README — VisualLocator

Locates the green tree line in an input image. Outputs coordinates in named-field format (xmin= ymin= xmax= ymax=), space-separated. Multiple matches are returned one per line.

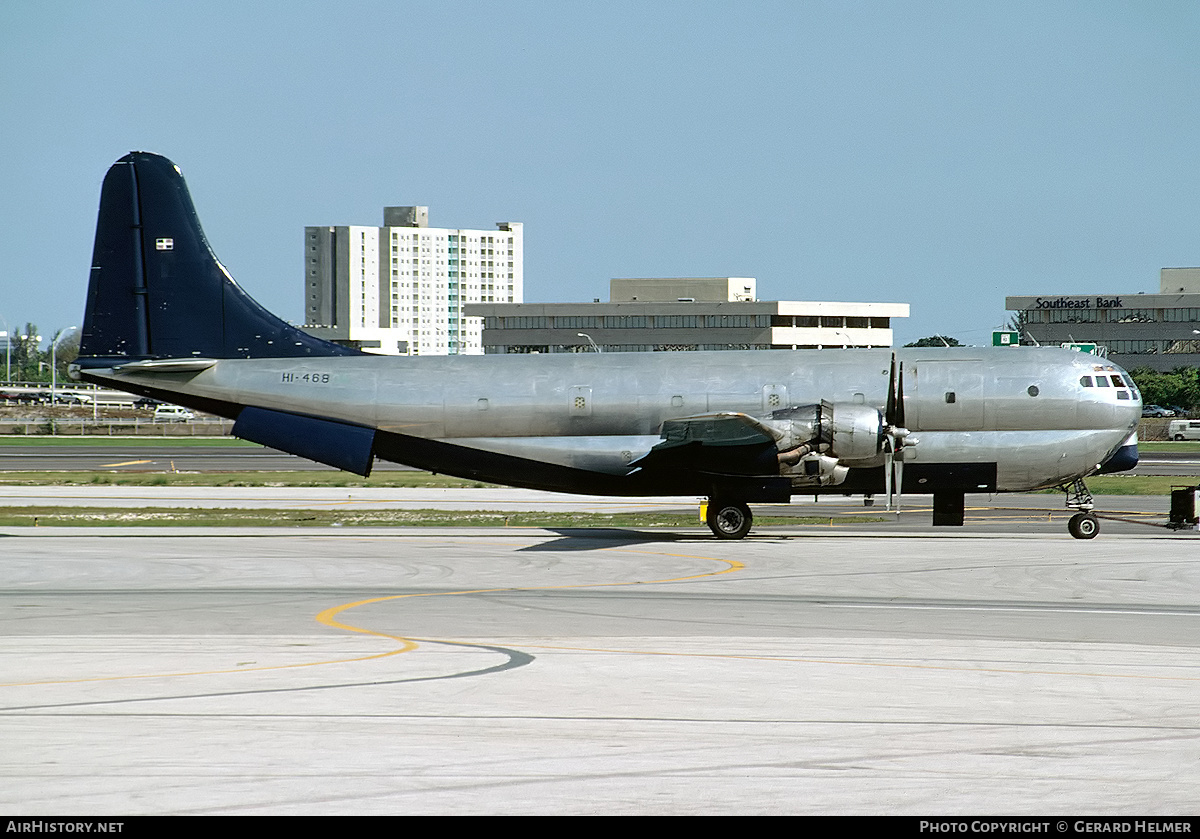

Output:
xmin=2 ymin=324 xmax=79 ymax=384
xmin=1127 ymin=366 xmax=1199 ymax=413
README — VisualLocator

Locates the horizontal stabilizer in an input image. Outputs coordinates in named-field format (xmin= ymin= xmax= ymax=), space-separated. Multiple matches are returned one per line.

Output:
xmin=112 ymin=358 xmax=219 ymax=374
xmin=233 ymin=407 xmax=376 ymax=476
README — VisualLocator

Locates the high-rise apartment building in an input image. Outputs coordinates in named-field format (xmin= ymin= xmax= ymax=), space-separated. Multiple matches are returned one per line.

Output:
xmin=302 ymin=206 xmax=523 ymax=355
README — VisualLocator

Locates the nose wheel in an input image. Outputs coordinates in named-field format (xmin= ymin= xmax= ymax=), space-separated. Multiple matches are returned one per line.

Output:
xmin=706 ymin=499 xmax=753 ymax=539
xmin=1068 ymin=512 xmax=1099 ymax=539
xmin=1061 ymin=479 xmax=1099 ymax=539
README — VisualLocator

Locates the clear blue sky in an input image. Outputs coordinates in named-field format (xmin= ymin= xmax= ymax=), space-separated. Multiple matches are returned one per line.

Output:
xmin=3 ymin=0 xmax=1199 ymax=348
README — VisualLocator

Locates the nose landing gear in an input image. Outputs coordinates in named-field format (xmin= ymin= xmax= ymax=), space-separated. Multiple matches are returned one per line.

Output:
xmin=1062 ymin=479 xmax=1099 ymax=539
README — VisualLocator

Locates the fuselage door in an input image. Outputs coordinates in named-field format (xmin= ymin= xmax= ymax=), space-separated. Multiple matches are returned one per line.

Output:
xmin=910 ymin=360 xmax=985 ymax=430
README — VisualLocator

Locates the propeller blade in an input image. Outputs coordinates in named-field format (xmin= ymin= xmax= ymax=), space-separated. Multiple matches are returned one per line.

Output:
xmin=882 ymin=354 xmax=907 ymax=513
xmin=883 ymin=435 xmax=894 ymax=511
xmin=885 ymin=354 xmax=897 ymax=427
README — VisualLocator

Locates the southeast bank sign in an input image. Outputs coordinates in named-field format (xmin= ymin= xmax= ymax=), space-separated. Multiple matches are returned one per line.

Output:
xmin=1034 ymin=296 xmax=1124 ymax=309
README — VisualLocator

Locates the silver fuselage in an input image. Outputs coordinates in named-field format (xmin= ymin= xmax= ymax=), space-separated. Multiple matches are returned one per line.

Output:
xmin=87 ymin=346 xmax=1141 ymax=493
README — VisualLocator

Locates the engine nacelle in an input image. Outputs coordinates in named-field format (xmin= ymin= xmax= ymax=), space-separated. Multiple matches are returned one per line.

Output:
xmin=767 ymin=401 xmax=884 ymax=464
xmin=827 ymin=403 xmax=885 ymax=462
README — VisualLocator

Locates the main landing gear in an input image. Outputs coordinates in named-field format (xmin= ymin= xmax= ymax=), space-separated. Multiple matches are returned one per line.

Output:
xmin=705 ymin=499 xmax=753 ymax=539
xmin=703 ymin=481 xmax=1107 ymax=540
xmin=1062 ymin=478 xmax=1099 ymax=540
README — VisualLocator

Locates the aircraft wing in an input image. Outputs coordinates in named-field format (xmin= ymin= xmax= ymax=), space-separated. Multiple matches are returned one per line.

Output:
xmin=629 ymin=413 xmax=792 ymax=502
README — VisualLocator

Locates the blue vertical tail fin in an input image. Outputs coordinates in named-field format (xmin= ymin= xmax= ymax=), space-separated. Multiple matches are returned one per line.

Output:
xmin=79 ymin=152 xmax=358 ymax=365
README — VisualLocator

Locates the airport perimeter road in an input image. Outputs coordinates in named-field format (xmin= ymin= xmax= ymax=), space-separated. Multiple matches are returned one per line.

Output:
xmin=2 ymin=525 xmax=1200 ymax=815
xmin=1131 ymin=450 xmax=1200 ymax=476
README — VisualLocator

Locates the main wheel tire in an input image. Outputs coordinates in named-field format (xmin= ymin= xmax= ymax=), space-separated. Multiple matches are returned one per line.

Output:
xmin=1068 ymin=512 xmax=1099 ymax=540
xmin=707 ymin=500 xmax=753 ymax=539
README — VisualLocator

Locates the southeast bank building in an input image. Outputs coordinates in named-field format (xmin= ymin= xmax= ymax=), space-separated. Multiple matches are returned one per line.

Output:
xmin=1006 ymin=268 xmax=1200 ymax=372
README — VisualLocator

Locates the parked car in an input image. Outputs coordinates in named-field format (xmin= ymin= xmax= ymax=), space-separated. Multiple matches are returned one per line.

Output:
xmin=1 ymin=390 xmax=47 ymax=405
xmin=153 ymin=404 xmax=194 ymax=422
xmin=1142 ymin=405 xmax=1174 ymax=418
xmin=133 ymin=397 xmax=161 ymax=409
xmin=1168 ymin=420 xmax=1200 ymax=441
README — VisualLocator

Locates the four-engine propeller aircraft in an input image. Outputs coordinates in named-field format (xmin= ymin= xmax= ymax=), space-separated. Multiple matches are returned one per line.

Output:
xmin=72 ymin=152 xmax=1142 ymax=538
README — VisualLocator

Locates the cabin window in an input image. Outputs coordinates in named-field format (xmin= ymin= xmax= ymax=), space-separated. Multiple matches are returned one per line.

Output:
xmin=1027 ymin=386 xmax=1040 ymax=397
xmin=944 ymin=392 xmax=956 ymax=404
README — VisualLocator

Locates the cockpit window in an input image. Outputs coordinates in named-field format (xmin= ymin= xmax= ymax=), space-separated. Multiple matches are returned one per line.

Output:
xmin=1080 ymin=376 xmax=1093 ymax=387
xmin=1110 ymin=375 xmax=1125 ymax=388
xmin=1095 ymin=376 xmax=1110 ymax=387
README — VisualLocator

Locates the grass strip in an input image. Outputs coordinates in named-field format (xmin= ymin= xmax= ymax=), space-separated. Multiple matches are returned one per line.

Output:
xmin=1063 ymin=475 xmax=1199 ymax=495
xmin=0 ymin=471 xmax=493 ymax=488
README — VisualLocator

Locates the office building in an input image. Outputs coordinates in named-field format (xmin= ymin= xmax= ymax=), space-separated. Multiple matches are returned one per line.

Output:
xmin=469 ymin=278 xmax=908 ymax=353
xmin=1006 ymin=268 xmax=1200 ymax=371
xmin=302 ymin=206 xmax=523 ymax=355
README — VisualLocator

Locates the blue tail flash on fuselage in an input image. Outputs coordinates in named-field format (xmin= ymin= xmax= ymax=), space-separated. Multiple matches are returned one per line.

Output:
xmin=79 ymin=152 xmax=358 ymax=366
